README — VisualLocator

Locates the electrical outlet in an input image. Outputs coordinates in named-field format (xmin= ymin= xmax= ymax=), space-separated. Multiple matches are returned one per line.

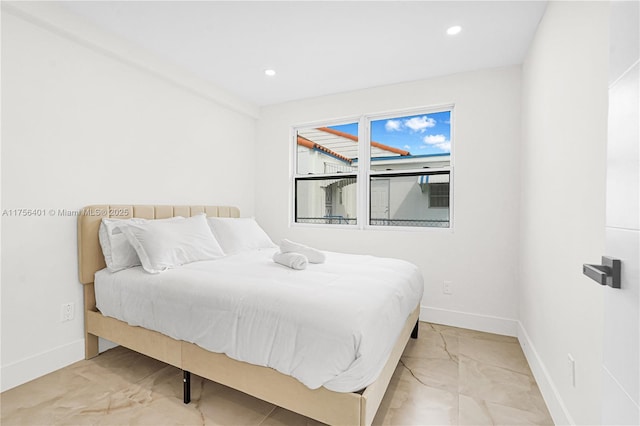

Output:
xmin=443 ymin=281 xmax=452 ymax=295
xmin=61 ymin=302 xmax=75 ymax=322
xmin=567 ymin=353 xmax=575 ymax=387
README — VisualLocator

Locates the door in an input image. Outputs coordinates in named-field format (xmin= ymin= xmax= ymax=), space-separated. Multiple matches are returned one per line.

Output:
xmin=370 ymin=178 xmax=390 ymax=223
xmin=601 ymin=2 xmax=639 ymax=424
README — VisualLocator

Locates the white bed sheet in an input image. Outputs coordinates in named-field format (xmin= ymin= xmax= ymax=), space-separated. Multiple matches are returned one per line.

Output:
xmin=94 ymin=248 xmax=423 ymax=392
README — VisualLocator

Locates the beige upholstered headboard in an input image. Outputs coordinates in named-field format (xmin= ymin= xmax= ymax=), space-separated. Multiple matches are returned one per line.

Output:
xmin=77 ymin=205 xmax=240 ymax=284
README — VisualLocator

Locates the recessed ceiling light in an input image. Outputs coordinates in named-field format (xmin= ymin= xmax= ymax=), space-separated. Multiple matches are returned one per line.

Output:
xmin=446 ymin=25 xmax=462 ymax=36
xmin=264 ymin=69 xmax=276 ymax=77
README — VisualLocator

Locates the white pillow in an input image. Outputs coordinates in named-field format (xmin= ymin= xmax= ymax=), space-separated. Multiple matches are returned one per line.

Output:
xmin=207 ymin=217 xmax=276 ymax=254
xmin=99 ymin=216 xmax=185 ymax=272
xmin=99 ymin=218 xmax=144 ymax=272
xmin=122 ymin=214 xmax=225 ymax=274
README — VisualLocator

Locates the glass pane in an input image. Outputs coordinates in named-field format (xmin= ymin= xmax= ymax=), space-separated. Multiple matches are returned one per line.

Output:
xmin=296 ymin=123 xmax=359 ymax=175
xmin=295 ymin=177 xmax=357 ymax=225
xmin=370 ymin=173 xmax=449 ymax=227
xmin=370 ymin=111 xmax=451 ymax=171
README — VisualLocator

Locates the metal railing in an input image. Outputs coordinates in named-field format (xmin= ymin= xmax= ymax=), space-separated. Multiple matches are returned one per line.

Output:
xmin=297 ymin=216 xmax=356 ymax=225
xmin=296 ymin=217 xmax=449 ymax=227
xmin=370 ymin=218 xmax=449 ymax=227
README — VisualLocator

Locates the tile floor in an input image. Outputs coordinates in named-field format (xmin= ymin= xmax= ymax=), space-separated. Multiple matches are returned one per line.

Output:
xmin=1 ymin=322 xmax=553 ymax=425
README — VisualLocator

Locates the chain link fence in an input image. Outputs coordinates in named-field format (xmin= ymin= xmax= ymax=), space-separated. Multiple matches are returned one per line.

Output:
xmin=296 ymin=217 xmax=449 ymax=227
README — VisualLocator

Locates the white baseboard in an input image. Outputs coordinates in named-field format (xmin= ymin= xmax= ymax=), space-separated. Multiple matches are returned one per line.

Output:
xmin=421 ymin=305 xmax=518 ymax=336
xmin=1 ymin=339 xmax=85 ymax=392
xmin=517 ymin=321 xmax=574 ymax=425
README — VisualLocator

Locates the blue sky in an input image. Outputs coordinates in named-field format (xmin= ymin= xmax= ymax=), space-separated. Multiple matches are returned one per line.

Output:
xmin=330 ymin=111 xmax=451 ymax=156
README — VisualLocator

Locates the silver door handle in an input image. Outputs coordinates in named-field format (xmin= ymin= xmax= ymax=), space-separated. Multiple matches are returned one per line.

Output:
xmin=583 ymin=256 xmax=621 ymax=288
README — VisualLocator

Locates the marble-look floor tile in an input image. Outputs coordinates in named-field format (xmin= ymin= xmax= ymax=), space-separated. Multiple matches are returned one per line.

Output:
xmin=458 ymin=334 xmax=531 ymax=375
xmin=404 ymin=323 xmax=459 ymax=361
xmin=196 ymin=379 xmax=276 ymax=425
xmin=399 ymin=357 xmax=459 ymax=393
xmin=1 ymin=322 xmax=552 ymax=426
xmin=458 ymin=357 xmax=551 ymax=420
xmin=459 ymin=393 xmax=494 ymax=425
xmin=459 ymin=394 xmax=554 ymax=426
xmin=76 ymin=346 xmax=170 ymax=393
xmin=432 ymin=324 xmax=519 ymax=344
xmin=487 ymin=399 xmax=554 ymax=425
xmin=0 ymin=366 xmax=115 ymax=425
xmin=56 ymin=388 xmax=205 ymax=426
xmin=373 ymin=364 xmax=459 ymax=425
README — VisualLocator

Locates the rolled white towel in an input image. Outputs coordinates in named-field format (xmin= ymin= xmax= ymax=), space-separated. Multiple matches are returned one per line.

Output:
xmin=280 ymin=239 xmax=326 ymax=264
xmin=273 ymin=251 xmax=308 ymax=270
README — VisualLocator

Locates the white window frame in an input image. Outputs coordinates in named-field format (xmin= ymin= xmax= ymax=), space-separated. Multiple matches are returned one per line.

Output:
xmin=290 ymin=105 xmax=455 ymax=231
xmin=290 ymin=116 xmax=362 ymax=229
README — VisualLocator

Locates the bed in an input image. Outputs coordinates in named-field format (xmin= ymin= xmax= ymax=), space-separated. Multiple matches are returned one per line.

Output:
xmin=77 ymin=205 xmax=423 ymax=426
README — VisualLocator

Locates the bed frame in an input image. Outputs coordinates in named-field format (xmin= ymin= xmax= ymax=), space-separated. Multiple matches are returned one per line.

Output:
xmin=77 ymin=205 xmax=419 ymax=426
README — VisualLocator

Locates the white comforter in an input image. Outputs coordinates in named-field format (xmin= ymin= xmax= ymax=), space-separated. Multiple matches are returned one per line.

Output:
xmin=95 ymin=248 xmax=423 ymax=392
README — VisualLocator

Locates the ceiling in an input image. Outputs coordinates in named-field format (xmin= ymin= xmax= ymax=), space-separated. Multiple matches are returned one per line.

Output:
xmin=60 ymin=1 xmax=547 ymax=106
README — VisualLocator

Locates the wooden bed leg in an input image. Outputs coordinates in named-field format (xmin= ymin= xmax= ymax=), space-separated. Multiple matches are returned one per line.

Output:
xmin=411 ymin=320 xmax=419 ymax=339
xmin=83 ymin=285 xmax=100 ymax=359
xmin=85 ymin=332 xmax=99 ymax=359
xmin=183 ymin=371 xmax=191 ymax=404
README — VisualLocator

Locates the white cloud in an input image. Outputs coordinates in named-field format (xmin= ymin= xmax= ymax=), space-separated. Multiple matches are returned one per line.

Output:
xmin=403 ymin=144 xmax=411 ymax=151
xmin=423 ymin=134 xmax=450 ymax=152
xmin=385 ymin=119 xmax=402 ymax=132
xmin=423 ymin=134 xmax=446 ymax=144
xmin=404 ymin=116 xmax=436 ymax=132
xmin=436 ymin=141 xmax=451 ymax=151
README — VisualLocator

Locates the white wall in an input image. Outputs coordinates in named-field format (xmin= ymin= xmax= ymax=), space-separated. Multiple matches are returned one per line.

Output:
xmin=518 ymin=2 xmax=609 ymax=425
xmin=1 ymin=6 xmax=257 ymax=391
xmin=256 ymin=66 xmax=523 ymax=336
xmin=0 ymin=7 xmax=618 ymax=423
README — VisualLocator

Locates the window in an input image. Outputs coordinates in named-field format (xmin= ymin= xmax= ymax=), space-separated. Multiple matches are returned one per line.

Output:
xmin=429 ymin=183 xmax=450 ymax=208
xmin=294 ymin=123 xmax=359 ymax=225
xmin=292 ymin=107 xmax=452 ymax=229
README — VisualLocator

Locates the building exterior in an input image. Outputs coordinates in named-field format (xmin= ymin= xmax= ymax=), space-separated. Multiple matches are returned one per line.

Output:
xmin=296 ymin=127 xmax=451 ymax=227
